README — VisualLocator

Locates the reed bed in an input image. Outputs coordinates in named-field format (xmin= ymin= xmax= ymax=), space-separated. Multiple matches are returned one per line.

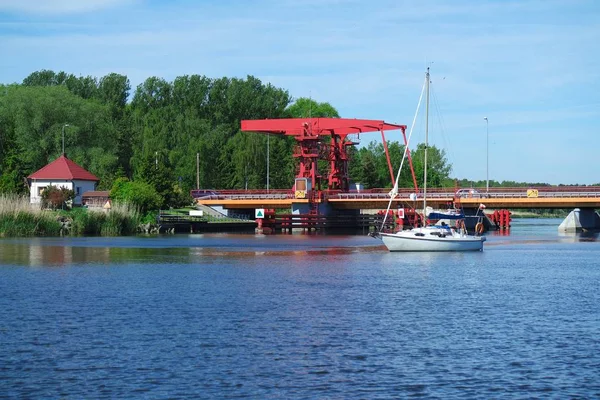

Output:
xmin=0 ymin=195 xmax=140 ymax=237
xmin=66 ymin=202 xmax=140 ymax=236
xmin=0 ymin=194 xmax=61 ymax=237
xmin=100 ymin=202 xmax=140 ymax=236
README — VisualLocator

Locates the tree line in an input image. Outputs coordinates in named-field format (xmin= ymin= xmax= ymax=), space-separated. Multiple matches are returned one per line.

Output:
xmin=1 ymin=69 xmax=575 ymax=212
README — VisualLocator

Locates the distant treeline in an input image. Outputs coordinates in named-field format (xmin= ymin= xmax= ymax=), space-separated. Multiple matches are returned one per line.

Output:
xmin=0 ymin=70 xmax=588 ymax=210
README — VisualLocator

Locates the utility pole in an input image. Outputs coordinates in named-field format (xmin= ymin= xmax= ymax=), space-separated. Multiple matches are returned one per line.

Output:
xmin=196 ymin=152 xmax=200 ymax=189
xmin=484 ymin=117 xmax=489 ymax=194
xmin=62 ymin=124 xmax=70 ymax=155
xmin=266 ymin=133 xmax=270 ymax=192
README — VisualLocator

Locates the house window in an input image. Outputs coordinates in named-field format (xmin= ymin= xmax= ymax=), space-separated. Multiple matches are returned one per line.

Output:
xmin=76 ymin=187 xmax=81 ymax=195
xmin=38 ymin=186 xmax=46 ymax=196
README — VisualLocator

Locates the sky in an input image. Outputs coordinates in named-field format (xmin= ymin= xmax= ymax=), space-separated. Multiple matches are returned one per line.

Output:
xmin=0 ymin=0 xmax=599 ymax=185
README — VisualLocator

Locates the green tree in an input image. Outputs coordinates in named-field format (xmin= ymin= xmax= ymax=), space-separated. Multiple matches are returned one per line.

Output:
xmin=410 ymin=143 xmax=452 ymax=188
xmin=134 ymin=152 xmax=174 ymax=206
xmin=285 ymin=97 xmax=340 ymax=118
xmin=357 ymin=148 xmax=380 ymax=189
xmin=110 ymin=178 xmax=162 ymax=214
xmin=0 ymin=84 xmax=115 ymax=191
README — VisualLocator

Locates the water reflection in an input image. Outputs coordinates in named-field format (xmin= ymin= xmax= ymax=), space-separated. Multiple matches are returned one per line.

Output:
xmin=1 ymin=244 xmax=113 ymax=266
xmin=558 ymin=230 xmax=600 ymax=241
xmin=0 ymin=239 xmax=384 ymax=267
xmin=1 ymin=220 xmax=599 ymax=267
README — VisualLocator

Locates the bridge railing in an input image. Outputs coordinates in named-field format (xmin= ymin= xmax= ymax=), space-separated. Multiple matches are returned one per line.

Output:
xmin=192 ymin=189 xmax=294 ymax=200
xmin=192 ymin=186 xmax=600 ymax=201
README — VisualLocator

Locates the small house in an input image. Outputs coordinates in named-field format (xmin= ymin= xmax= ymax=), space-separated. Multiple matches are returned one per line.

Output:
xmin=81 ymin=190 xmax=111 ymax=210
xmin=28 ymin=155 xmax=99 ymax=206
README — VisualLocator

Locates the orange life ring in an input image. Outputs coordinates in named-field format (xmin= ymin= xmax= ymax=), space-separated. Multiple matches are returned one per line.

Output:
xmin=475 ymin=222 xmax=484 ymax=235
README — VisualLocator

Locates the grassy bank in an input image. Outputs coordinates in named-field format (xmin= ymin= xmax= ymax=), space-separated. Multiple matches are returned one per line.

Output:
xmin=0 ymin=195 xmax=140 ymax=237
xmin=64 ymin=202 xmax=140 ymax=236
xmin=0 ymin=194 xmax=61 ymax=237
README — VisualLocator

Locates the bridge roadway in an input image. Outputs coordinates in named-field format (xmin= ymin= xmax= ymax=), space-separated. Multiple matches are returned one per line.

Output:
xmin=194 ymin=187 xmax=600 ymax=210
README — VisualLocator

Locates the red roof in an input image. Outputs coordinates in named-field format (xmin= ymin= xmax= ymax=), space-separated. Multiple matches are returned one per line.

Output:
xmin=28 ymin=155 xmax=99 ymax=181
xmin=82 ymin=191 xmax=110 ymax=198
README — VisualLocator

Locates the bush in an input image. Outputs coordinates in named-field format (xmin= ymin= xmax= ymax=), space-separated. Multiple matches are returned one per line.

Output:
xmin=141 ymin=211 xmax=158 ymax=224
xmin=40 ymin=185 xmax=74 ymax=210
xmin=110 ymin=178 xmax=162 ymax=214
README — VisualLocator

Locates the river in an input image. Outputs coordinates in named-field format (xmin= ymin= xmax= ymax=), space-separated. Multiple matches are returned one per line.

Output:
xmin=1 ymin=219 xmax=599 ymax=398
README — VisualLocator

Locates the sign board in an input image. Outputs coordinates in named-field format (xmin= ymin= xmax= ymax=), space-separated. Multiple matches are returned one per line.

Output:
xmin=295 ymin=190 xmax=306 ymax=199
xmin=189 ymin=210 xmax=204 ymax=216
xmin=397 ymin=208 xmax=405 ymax=219
xmin=527 ymin=189 xmax=539 ymax=198
xmin=255 ymin=208 xmax=265 ymax=218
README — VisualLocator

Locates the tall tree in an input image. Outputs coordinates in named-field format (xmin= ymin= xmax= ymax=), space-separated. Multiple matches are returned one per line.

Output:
xmin=285 ymin=97 xmax=340 ymax=118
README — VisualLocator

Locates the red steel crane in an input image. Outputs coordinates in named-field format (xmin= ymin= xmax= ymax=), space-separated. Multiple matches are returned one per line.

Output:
xmin=241 ymin=118 xmax=407 ymax=192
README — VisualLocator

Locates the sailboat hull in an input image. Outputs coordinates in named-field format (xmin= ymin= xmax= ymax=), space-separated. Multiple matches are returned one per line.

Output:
xmin=380 ymin=230 xmax=485 ymax=252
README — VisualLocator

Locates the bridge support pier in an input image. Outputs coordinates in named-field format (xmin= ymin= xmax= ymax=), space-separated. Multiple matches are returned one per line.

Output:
xmin=558 ymin=208 xmax=600 ymax=232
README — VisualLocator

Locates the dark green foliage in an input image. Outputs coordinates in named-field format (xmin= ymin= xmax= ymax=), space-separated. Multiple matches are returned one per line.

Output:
xmin=141 ymin=211 xmax=159 ymax=225
xmin=0 ymin=84 xmax=118 ymax=189
xmin=66 ymin=206 xmax=139 ymax=236
xmin=101 ymin=208 xmax=138 ymax=236
xmin=0 ymin=211 xmax=61 ymax=237
xmin=348 ymin=140 xmax=453 ymax=190
xmin=110 ymin=178 xmax=162 ymax=214
xmin=68 ymin=208 xmax=104 ymax=235
xmin=285 ymin=97 xmax=340 ymax=118
xmin=56 ymin=203 xmax=139 ymax=236
xmin=1 ymin=68 xmax=472 ymax=215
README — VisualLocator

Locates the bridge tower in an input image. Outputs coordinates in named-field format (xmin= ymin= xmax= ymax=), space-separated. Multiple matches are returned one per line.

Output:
xmin=241 ymin=118 xmax=407 ymax=193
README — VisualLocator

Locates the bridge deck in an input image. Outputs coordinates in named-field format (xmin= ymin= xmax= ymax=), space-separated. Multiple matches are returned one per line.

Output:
xmin=195 ymin=187 xmax=600 ymax=210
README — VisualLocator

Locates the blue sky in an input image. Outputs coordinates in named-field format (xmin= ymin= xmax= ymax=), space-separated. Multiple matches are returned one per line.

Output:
xmin=1 ymin=0 xmax=599 ymax=184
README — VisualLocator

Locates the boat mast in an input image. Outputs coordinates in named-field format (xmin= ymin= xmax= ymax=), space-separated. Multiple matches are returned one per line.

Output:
xmin=423 ymin=67 xmax=430 ymax=221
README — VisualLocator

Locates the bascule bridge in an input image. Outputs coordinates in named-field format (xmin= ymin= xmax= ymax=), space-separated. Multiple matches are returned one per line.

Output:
xmin=240 ymin=117 xmax=408 ymax=215
xmin=188 ymin=118 xmax=600 ymax=234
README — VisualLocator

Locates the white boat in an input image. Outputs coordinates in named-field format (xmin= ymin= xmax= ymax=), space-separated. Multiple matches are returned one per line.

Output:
xmin=376 ymin=68 xmax=485 ymax=252
xmin=380 ymin=225 xmax=485 ymax=252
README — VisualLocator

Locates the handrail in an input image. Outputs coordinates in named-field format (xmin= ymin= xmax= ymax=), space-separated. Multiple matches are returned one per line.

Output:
xmin=192 ymin=186 xmax=600 ymax=201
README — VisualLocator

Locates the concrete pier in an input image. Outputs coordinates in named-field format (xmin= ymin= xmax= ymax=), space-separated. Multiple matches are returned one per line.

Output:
xmin=558 ymin=208 xmax=600 ymax=232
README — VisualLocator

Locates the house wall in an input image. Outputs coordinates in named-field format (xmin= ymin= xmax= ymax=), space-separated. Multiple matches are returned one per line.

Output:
xmin=72 ymin=180 xmax=96 ymax=205
xmin=30 ymin=180 xmax=96 ymax=205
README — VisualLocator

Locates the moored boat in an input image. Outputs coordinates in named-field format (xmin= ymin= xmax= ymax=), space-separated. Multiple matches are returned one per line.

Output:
xmin=375 ymin=67 xmax=486 ymax=252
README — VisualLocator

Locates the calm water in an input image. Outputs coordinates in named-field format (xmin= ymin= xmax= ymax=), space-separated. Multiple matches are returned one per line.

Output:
xmin=1 ymin=219 xmax=599 ymax=399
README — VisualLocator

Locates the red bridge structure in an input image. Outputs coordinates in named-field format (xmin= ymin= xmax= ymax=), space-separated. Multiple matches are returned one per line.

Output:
xmin=187 ymin=118 xmax=600 ymax=235
xmin=241 ymin=118 xmax=409 ymax=192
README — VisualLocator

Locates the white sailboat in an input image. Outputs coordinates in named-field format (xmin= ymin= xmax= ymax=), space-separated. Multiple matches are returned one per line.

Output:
xmin=377 ymin=68 xmax=486 ymax=252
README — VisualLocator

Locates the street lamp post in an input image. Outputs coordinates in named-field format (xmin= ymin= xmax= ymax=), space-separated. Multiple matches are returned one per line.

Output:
xmin=484 ymin=117 xmax=489 ymax=194
xmin=266 ymin=133 xmax=270 ymax=192
xmin=62 ymin=124 xmax=70 ymax=155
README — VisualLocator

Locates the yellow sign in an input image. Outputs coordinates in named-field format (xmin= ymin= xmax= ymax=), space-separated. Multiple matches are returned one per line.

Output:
xmin=295 ymin=190 xmax=306 ymax=199
xmin=527 ymin=189 xmax=539 ymax=198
